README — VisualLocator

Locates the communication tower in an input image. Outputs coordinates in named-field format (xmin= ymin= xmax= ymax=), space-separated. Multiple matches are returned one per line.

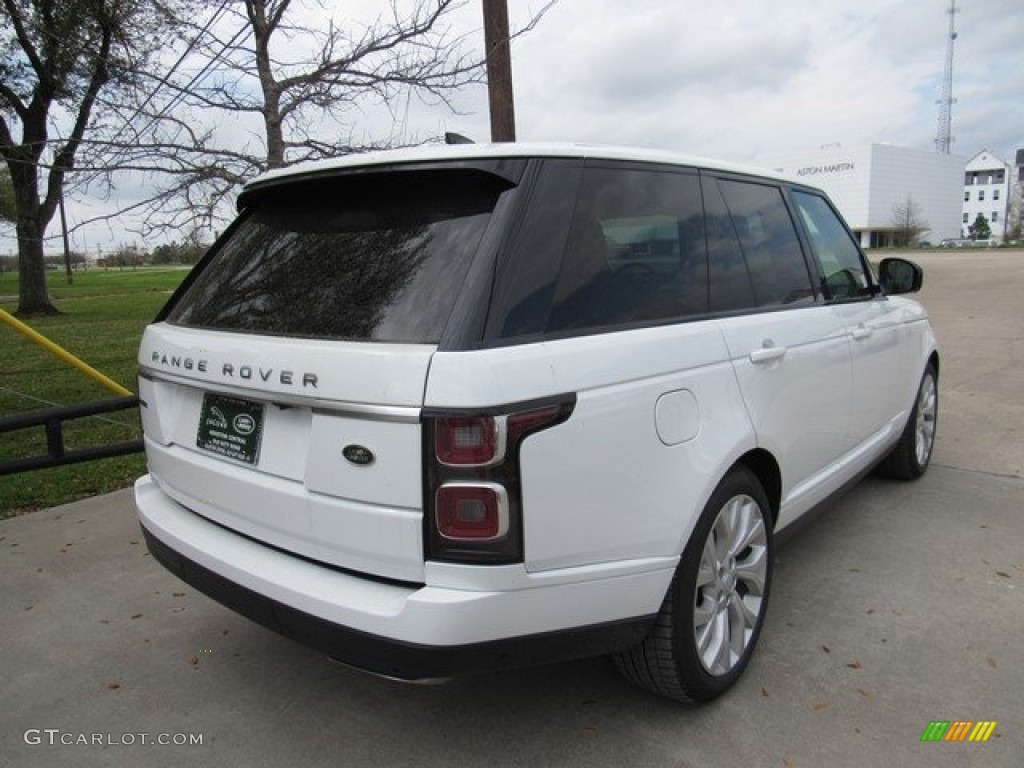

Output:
xmin=935 ymin=0 xmax=958 ymax=154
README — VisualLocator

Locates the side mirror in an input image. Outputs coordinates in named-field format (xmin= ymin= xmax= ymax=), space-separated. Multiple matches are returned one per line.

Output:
xmin=878 ymin=257 xmax=923 ymax=295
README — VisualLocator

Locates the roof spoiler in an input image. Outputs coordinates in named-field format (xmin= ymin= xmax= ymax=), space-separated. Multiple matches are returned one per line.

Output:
xmin=444 ymin=132 xmax=475 ymax=145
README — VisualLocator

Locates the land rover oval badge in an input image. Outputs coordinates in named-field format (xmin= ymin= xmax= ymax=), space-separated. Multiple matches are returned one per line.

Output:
xmin=343 ymin=444 xmax=375 ymax=466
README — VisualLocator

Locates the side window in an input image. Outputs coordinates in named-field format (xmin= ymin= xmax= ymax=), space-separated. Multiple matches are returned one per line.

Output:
xmin=716 ymin=179 xmax=816 ymax=307
xmin=545 ymin=167 xmax=707 ymax=334
xmin=790 ymin=190 xmax=872 ymax=301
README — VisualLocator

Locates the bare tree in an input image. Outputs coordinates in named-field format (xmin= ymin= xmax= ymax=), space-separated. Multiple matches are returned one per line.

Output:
xmin=77 ymin=0 xmax=554 ymax=237
xmin=0 ymin=0 xmax=173 ymax=314
xmin=1005 ymin=183 xmax=1023 ymax=243
xmin=890 ymin=194 xmax=930 ymax=248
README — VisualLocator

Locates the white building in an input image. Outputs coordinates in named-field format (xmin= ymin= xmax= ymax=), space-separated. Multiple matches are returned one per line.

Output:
xmin=760 ymin=144 xmax=964 ymax=248
xmin=962 ymin=150 xmax=1012 ymax=240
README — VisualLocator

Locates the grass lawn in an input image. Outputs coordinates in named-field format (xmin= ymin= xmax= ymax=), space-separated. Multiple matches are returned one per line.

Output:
xmin=0 ymin=266 xmax=189 ymax=517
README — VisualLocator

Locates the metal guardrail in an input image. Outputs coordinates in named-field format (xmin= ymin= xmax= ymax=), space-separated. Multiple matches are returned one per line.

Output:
xmin=0 ymin=309 xmax=134 ymax=397
xmin=0 ymin=396 xmax=143 ymax=476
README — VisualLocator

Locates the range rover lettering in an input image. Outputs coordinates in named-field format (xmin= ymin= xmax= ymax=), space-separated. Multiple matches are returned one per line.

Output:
xmin=135 ymin=144 xmax=939 ymax=702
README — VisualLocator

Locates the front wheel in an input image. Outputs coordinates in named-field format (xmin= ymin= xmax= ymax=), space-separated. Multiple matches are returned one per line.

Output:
xmin=878 ymin=363 xmax=938 ymax=480
xmin=614 ymin=466 xmax=773 ymax=703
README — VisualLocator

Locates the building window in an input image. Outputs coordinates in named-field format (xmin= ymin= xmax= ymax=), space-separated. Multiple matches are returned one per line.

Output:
xmin=965 ymin=191 xmax=970 ymax=201
xmin=994 ymin=189 xmax=1000 ymax=200
xmin=963 ymin=213 xmax=969 ymax=223
xmin=992 ymin=211 xmax=998 ymax=223
xmin=979 ymin=190 xmax=985 ymax=201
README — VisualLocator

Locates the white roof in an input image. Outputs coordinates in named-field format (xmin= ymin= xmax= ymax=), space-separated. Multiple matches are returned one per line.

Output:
xmin=246 ymin=142 xmax=798 ymax=189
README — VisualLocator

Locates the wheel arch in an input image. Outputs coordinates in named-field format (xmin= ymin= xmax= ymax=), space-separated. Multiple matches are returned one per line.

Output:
xmin=734 ymin=449 xmax=782 ymax=529
xmin=616 ymin=450 xmax=778 ymax=703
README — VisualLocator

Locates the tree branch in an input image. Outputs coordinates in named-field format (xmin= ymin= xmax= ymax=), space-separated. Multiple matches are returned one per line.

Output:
xmin=1 ymin=0 xmax=53 ymax=90
xmin=0 ymin=114 xmax=16 ymax=155
xmin=40 ymin=10 xmax=113 ymax=228
xmin=0 ymin=80 xmax=30 ymax=122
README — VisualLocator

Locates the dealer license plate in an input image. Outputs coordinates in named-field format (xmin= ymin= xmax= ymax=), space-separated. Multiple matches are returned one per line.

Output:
xmin=196 ymin=393 xmax=264 ymax=465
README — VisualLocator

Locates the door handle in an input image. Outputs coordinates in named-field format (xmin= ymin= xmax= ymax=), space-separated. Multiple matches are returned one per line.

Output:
xmin=749 ymin=344 xmax=787 ymax=364
xmin=851 ymin=324 xmax=872 ymax=341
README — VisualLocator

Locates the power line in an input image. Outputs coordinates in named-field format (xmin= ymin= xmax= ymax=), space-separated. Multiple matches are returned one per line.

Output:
xmin=34 ymin=2 xmax=233 ymax=202
xmin=104 ymin=1 xmax=232 ymax=147
xmin=147 ymin=20 xmax=252 ymax=131
xmin=101 ymin=9 xmax=253 ymax=159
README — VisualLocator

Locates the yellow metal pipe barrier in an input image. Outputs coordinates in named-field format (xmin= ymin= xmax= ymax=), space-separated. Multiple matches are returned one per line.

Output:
xmin=0 ymin=308 xmax=134 ymax=397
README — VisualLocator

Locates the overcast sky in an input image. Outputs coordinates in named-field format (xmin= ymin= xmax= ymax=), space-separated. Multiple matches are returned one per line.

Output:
xmin=11 ymin=0 xmax=1024 ymax=255
xmin=495 ymin=0 xmax=1023 ymax=161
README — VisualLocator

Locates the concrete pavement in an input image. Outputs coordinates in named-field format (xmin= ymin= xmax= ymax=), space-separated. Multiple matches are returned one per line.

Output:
xmin=2 ymin=250 xmax=1022 ymax=767
xmin=916 ymin=249 xmax=1024 ymax=478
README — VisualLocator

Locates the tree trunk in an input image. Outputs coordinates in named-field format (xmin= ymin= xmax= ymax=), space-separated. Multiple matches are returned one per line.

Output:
xmin=15 ymin=212 xmax=57 ymax=315
xmin=246 ymin=0 xmax=286 ymax=169
xmin=12 ymin=162 xmax=57 ymax=315
xmin=263 ymin=90 xmax=286 ymax=169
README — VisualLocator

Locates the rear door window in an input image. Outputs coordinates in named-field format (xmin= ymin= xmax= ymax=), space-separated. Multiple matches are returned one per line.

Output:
xmin=713 ymin=178 xmax=816 ymax=309
xmin=703 ymin=177 xmax=757 ymax=312
xmin=165 ymin=170 xmax=507 ymax=343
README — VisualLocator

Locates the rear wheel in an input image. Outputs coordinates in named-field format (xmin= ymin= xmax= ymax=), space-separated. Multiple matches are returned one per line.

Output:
xmin=615 ymin=466 xmax=772 ymax=703
xmin=878 ymin=363 xmax=938 ymax=480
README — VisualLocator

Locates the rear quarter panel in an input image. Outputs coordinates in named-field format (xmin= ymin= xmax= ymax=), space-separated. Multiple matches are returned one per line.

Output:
xmin=424 ymin=321 xmax=758 ymax=573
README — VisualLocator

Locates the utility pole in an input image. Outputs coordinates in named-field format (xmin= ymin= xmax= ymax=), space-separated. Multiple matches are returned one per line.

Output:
xmin=482 ymin=0 xmax=516 ymax=142
xmin=58 ymin=191 xmax=73 ymax=284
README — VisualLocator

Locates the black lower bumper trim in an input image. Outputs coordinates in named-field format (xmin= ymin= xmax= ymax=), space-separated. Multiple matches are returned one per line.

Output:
xmin=141 ymin=524 xmax=655 ymax=680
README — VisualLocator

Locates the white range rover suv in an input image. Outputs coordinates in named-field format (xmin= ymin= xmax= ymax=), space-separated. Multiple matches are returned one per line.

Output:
xmin=135 ymin=143 xmax=939 ymax=703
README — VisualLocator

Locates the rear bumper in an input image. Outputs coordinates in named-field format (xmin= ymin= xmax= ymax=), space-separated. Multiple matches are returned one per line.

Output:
xmin=135 ymin=475 xmax=668 ymax=680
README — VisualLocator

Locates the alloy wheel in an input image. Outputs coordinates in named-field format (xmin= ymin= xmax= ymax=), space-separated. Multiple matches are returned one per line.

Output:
xmin=693 ymin=493 xmax=769 ymax=676
xmin=915 ymin=373 xmax=937 ymax=467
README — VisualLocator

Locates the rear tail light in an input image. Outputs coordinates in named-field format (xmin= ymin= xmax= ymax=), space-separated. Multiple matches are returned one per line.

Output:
xmin=436 ymin=483 xmax=509 ymax=540
xmin=423 ymin=395 xmax=575 ymax=564
xmin=434 ymin=416 xmax=503 ymax=466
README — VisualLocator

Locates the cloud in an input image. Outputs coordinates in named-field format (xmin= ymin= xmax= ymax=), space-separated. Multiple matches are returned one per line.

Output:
xmin=500 ymin=0 xmax=1022 ymax=163
xmin=5 ymin=0 xmax=1022 ymax=254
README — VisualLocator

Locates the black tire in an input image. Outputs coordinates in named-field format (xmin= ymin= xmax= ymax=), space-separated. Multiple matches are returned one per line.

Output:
xmin=878 ymin=363 xmax=938 ymax=481
xmin=614 ymin=466 xmax=773 ymax=703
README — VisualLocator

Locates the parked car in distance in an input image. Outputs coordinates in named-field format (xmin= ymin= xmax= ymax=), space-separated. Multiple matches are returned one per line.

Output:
xmin=941 ymin=237 xmax=996 ymax=248
xmin=135 ymin=143 xmax=939 ymax=703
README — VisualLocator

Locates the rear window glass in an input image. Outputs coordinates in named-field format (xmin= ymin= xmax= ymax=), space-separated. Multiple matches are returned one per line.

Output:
xmin=165 ymin=171 xmax=504 ymax=343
